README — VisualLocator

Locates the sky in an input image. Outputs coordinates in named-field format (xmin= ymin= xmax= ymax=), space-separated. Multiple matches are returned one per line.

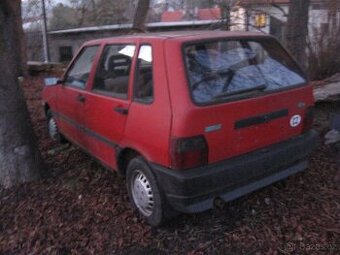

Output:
xmin=22 ymin=0 xmax=68 ymax=2
xmin=22 ymin=0 xmax=70 ymax=5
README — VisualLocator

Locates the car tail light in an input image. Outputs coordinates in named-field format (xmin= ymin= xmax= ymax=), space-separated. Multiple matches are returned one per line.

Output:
xmin=302 ymin=106 xmax=314 ymax=133
xmin=170 ymin=135 xmax=208 ymax=170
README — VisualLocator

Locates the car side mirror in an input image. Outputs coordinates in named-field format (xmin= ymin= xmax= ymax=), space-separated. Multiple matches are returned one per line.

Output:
xmin=44 ymin=77 xmax=65 ymax=86
xmin=56 ymin=78 xmax=65 ymax=85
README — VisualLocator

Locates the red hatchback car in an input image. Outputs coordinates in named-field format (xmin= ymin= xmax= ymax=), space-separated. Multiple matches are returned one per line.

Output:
xmin=42 ymin=31 xmax=318 ymax=226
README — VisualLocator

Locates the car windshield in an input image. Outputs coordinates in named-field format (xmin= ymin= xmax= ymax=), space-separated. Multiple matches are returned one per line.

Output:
xmin=184 ymin=38 xmax=307 ymax=104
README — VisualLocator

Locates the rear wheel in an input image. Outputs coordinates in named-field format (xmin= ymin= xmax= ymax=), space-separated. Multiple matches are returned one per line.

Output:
xmin=126 ymin=156 xmax=176 ymax=226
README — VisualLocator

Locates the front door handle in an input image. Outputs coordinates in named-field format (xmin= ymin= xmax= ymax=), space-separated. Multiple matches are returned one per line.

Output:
xmin=114 ymin=106 xmax=128 ymax=115
xmin=76 ymin=94 xmax=86 ymax=103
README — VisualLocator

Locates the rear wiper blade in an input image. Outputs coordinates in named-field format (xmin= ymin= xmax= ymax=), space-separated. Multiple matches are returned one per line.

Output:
xmin=214 ymin=84 xmax=267 ymax=99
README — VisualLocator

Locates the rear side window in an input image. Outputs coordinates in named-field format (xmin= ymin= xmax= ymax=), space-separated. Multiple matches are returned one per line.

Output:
xmin=93 ymin=44 xmax=136 ymax=99
xmin=184 ymin=38 xmax=307 ymax=104
xmin=134 ymin=45 xmax=153 ymax=103
xmin=65 ymin=46 xmax=99 ymax=89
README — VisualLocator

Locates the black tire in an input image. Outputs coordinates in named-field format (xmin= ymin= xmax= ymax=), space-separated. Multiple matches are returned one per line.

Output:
xmin=126 ymin=156 xmax=176 ymax=226
xmin=46 ymin=109 xmax=67 ymax=144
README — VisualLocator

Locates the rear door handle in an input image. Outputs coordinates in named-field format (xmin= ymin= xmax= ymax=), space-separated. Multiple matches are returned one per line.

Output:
xmin=114 ymin=106 xmax=128 ymax=115
xmin=76 ymin=94 xmax=86 ymax=103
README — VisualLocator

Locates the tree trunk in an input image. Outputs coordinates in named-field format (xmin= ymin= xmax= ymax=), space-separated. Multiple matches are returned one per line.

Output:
xmin=0 ymin=0 xmax=43 ymax=188
xmin=220 ymin=2 xmax=231 ymax=30
xmin=14 ymin=0 xmax=27 ymax=75
xmin=2 ymin=1 xmax=26 ymax=76
xmin=284 ymin=0 xmax=310 ymax=70
xmin=132 ymin=0 xmax=150 ymax=32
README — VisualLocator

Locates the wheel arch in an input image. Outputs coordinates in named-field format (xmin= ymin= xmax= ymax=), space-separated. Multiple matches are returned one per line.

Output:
xmin=116 ymin=147 xmax=143 ymax=176
xmin=44 ymin=103 xmax=50 ymax=117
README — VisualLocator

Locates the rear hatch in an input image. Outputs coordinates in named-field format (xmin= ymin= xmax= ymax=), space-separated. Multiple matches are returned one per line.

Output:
xmin=187 ymin=87 xmax=313 ymax=163
xmin=173 ymin=36 xmax=314 ymax=164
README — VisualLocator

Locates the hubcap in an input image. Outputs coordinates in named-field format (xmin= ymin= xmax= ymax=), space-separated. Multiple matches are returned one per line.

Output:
xmin=48 ymin=117 xmax=58 ymax=140
xmin=131 ymin=170 xmax=154 ymax=217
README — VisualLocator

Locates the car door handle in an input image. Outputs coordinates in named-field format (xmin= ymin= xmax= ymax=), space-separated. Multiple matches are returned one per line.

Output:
xmin=76 ymin=94 xmax=86 ymax=103
xmin=114 ymin=106 xmax=128 ymax=115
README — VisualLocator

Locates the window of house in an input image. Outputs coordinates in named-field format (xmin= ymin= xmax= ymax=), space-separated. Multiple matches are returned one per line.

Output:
xmin=134 ymin=45 xmax=153 ymax=103
xmin=65 ymin=45 xmax=99 ymax=89
xmin=59 ymin=46 xmax=73 ymax=62
xmin=93 ymin=44 xmax=136 ymax=99
xmin=254 ymin=13 xmax=267 ymax=28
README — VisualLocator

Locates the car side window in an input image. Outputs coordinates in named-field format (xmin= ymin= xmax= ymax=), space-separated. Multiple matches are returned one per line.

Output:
xmin=65 ymin=46 xmax=99 ymax=89
xmin=93 ymin=44 xmax=136 ymax=99
xmin=134 ymin=45 xmax=153 ymax=103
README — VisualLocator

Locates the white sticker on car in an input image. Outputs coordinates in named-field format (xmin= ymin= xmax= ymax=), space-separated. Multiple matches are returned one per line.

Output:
xmin=290 ymin=114 xmax=302 ymax=127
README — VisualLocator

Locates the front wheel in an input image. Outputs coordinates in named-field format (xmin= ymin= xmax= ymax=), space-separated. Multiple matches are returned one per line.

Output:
xmin=126 ymin=157 xmax=175 ymax=226
xmin=46 ymin=110 xmax=67 ymax=144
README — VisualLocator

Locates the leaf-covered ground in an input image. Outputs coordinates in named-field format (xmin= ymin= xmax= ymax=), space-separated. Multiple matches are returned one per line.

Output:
xmin=0 ymin=76 xmax=339 ymax=254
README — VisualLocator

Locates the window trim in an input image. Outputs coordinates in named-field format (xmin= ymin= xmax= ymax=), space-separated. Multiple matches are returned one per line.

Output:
xmin=63 ymin=45 xmax=100 ymax=90
xmin=133 ymin=44 xmax=154 ymax=105
xmin=92 ymin=88 xmax=128 ymax=100
xmin=91 ymin=43 xmax=136 ymax=100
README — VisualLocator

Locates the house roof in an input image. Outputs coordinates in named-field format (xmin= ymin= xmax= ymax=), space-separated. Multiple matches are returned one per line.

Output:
xmin=241 ymin=0 xmax=290 ymax=4
xmin=48 ymin=20 xmax=221 ymax=35
xmin=83 ymin=30 xmax=268 ymax=45
xmin=240 ymin=0 xmax=325 ymax=5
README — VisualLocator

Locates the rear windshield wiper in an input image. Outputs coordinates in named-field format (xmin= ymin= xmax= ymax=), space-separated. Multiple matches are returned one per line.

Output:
xmin=191 ymin=69 xmax=233 ymax=90
xmin=214 ymin=84 xmax=267 ymax=99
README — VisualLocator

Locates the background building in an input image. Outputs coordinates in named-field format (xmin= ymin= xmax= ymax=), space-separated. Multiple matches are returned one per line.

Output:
xmin=22 ymin=0 xmax=339 ymax=64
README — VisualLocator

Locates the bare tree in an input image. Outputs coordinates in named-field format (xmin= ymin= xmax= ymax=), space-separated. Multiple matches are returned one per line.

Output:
xmin=49 ymin=3 xmax=78 ymax=30
xmin=132 ymin=0 xmax=151 ymax=31
xmin=284 ymin=0 xmax=310 ymax=70
xmin=213 ymin=1 xmax=239 ymax=27
xmin=49 ymin=0 xmax=129 ymax=30
xmin=307 ymin=0 xmax=340 ymax=79
xmin=0 ymin=0 xmax=43 ymax=188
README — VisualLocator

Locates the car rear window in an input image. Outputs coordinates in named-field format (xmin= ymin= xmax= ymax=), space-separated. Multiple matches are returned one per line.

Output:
xmin=184 ymin=38 xmax=307 ymax=104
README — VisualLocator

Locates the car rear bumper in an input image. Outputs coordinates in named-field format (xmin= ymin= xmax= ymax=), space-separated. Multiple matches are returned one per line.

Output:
xmin=151 ymin=130 xmax=319 ymax=213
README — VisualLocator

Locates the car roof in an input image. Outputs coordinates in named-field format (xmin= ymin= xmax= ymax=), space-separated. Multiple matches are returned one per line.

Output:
xmin=85 ymin=30 xmax=270 ymax=45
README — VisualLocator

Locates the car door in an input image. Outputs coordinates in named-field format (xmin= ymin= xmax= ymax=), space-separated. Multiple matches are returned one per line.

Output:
xmin=84 ymin=43 xmax=136 ymax=168
xmin=56 ymin=45 xmax=100 ymax=147
xmin=124 ymin=43 xmax=173 ymax=166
